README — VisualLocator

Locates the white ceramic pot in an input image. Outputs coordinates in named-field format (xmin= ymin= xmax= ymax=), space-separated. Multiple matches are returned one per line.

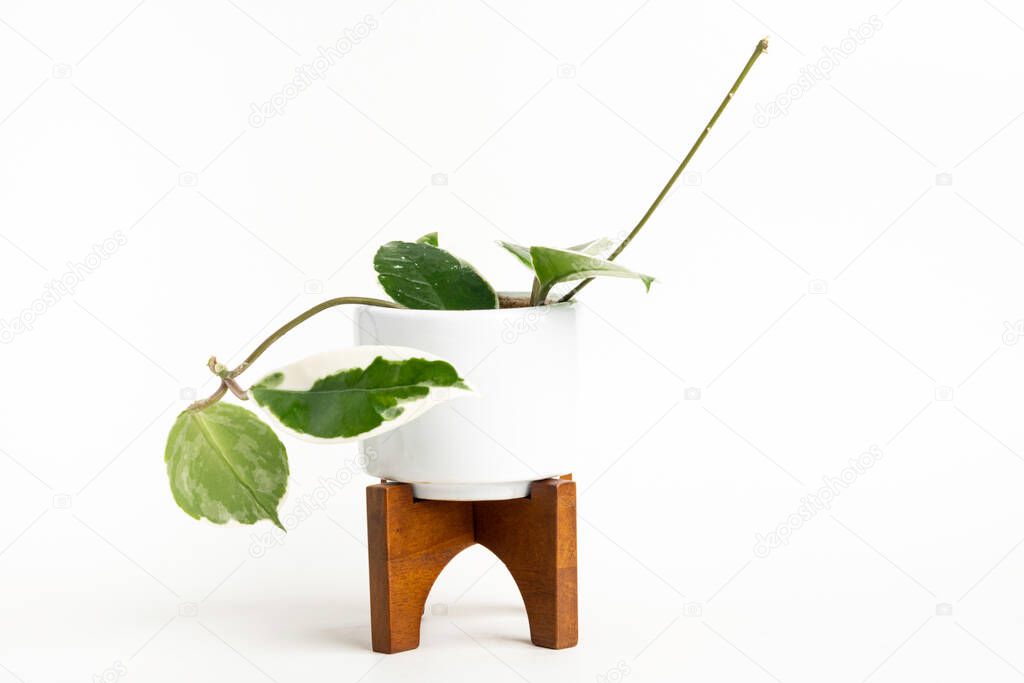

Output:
xmin=352 ymin=299 xmax=578 ymax=500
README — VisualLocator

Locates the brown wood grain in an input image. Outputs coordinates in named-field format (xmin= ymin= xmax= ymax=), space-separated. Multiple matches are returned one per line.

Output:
xmin=366 ymin=478 xmax=578 ymax=653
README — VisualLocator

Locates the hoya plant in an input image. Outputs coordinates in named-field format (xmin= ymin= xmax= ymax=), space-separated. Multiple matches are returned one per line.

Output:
xmin=165 ymin=38 xmax=768 ymax=528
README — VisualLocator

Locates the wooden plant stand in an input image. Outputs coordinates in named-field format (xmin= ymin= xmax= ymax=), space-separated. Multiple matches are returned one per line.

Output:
xmin=365 ymin=477 xmax=577 ymax=654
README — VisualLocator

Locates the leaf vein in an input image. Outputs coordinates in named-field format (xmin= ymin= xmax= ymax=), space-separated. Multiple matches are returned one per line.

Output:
xmin=190 ymin=412 xmax=279 ymax=525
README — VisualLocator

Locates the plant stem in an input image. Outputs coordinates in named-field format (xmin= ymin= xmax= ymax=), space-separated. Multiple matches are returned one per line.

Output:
xmin=529 ymin=277 xmax=544 ymax=306
xmin=558 ymin=37 xmax=769 ymax=304
xmin=187 ymin=296 xmax=403 ymax=411
xmin=227 ymin=296 xmax=403 ymax=378
xmin=188 ymin=381 xmax=227 ymax=412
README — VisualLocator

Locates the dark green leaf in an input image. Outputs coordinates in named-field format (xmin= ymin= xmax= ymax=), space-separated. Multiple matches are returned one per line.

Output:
xmin=165 ymin=403 xmax=288 ymax=529
xmin=416 ymin=232 xmax=438 ymax=246
xmin=374 ymin=240 xmax=497 ymax=310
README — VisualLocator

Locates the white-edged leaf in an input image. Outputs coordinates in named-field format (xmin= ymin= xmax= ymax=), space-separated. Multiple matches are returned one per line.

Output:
xmin=566 ymin=236 xmax=616 ymax=257
xmin=250 ymin=346 xmax=473 ymax=443
xmin=498 ymin=236 xmax=615 ymax=272
xmin=529 ymin=246 xmax=654 ymax=302
xmin=498 ymin=241 xmax=533 ymax=269
xmin=552 ymin=237 xmax=617 ymax=298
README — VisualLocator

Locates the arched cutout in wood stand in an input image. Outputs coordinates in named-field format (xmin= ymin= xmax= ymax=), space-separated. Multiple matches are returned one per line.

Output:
xmin=366 ymin=477 xmax=577 ymax=653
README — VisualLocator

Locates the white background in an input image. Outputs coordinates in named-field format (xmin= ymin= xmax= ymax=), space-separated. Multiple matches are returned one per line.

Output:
xmin=2 ymin=0 xmax=1023 ymax=681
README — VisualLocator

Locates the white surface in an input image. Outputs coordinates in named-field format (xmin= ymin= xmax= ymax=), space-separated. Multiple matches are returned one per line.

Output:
xmin=1 ymin=1 xmax=1023 ymax=682
xmin=355 ymin=303 xmax=577 ymax=499
xmin=400 ymin=479 xmax=539 ymax=501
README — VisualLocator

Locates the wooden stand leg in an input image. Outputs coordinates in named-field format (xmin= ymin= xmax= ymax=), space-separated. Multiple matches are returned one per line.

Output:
xmin=366 ymin=484 xmax=474 ymax=653
xmin=475 ymin=479 xmax=578 ymax=649
xmin=365 ymin=478 xmax=578 ymax=653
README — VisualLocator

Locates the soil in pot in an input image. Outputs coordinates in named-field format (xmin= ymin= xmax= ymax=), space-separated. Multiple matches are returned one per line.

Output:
xmin=498 ymin=294 xmax=533 ymax=308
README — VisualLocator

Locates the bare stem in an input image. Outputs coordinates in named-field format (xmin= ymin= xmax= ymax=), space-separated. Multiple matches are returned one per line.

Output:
xmin=558 ymin=37 xmax=769 ymax=303
xmin=188 ymin=381 xmax=227 ymax=411
xmin=226 ymin=296 xmax=403 ymax=378
xmin=529 ymin=277 xmax=544 ymax=306
xmin=187 ymin=296 xmax=403 ymax=411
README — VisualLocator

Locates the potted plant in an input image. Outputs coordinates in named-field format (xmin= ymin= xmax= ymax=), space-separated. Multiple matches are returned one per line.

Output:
xmin=164 ymin=38 xmax=768 ymax=526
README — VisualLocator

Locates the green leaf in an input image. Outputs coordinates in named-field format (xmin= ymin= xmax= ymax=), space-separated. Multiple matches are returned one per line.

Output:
xmin=529 ymin=246 xmax=654 ymax=302
xmin=498 ymin=241 xmax=533 ymax=269
xmin=374 ymin=240 xmax=498 ymax=310
xmin=165 ymin=403 xmax=288 ymax=529
xmin=416 ymin=232 xmax=438 ymax=246
xmin=499 ymin=236 xmax=616 ymax=270
xmin=251 ymin=346 xmax=472 ymax=441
